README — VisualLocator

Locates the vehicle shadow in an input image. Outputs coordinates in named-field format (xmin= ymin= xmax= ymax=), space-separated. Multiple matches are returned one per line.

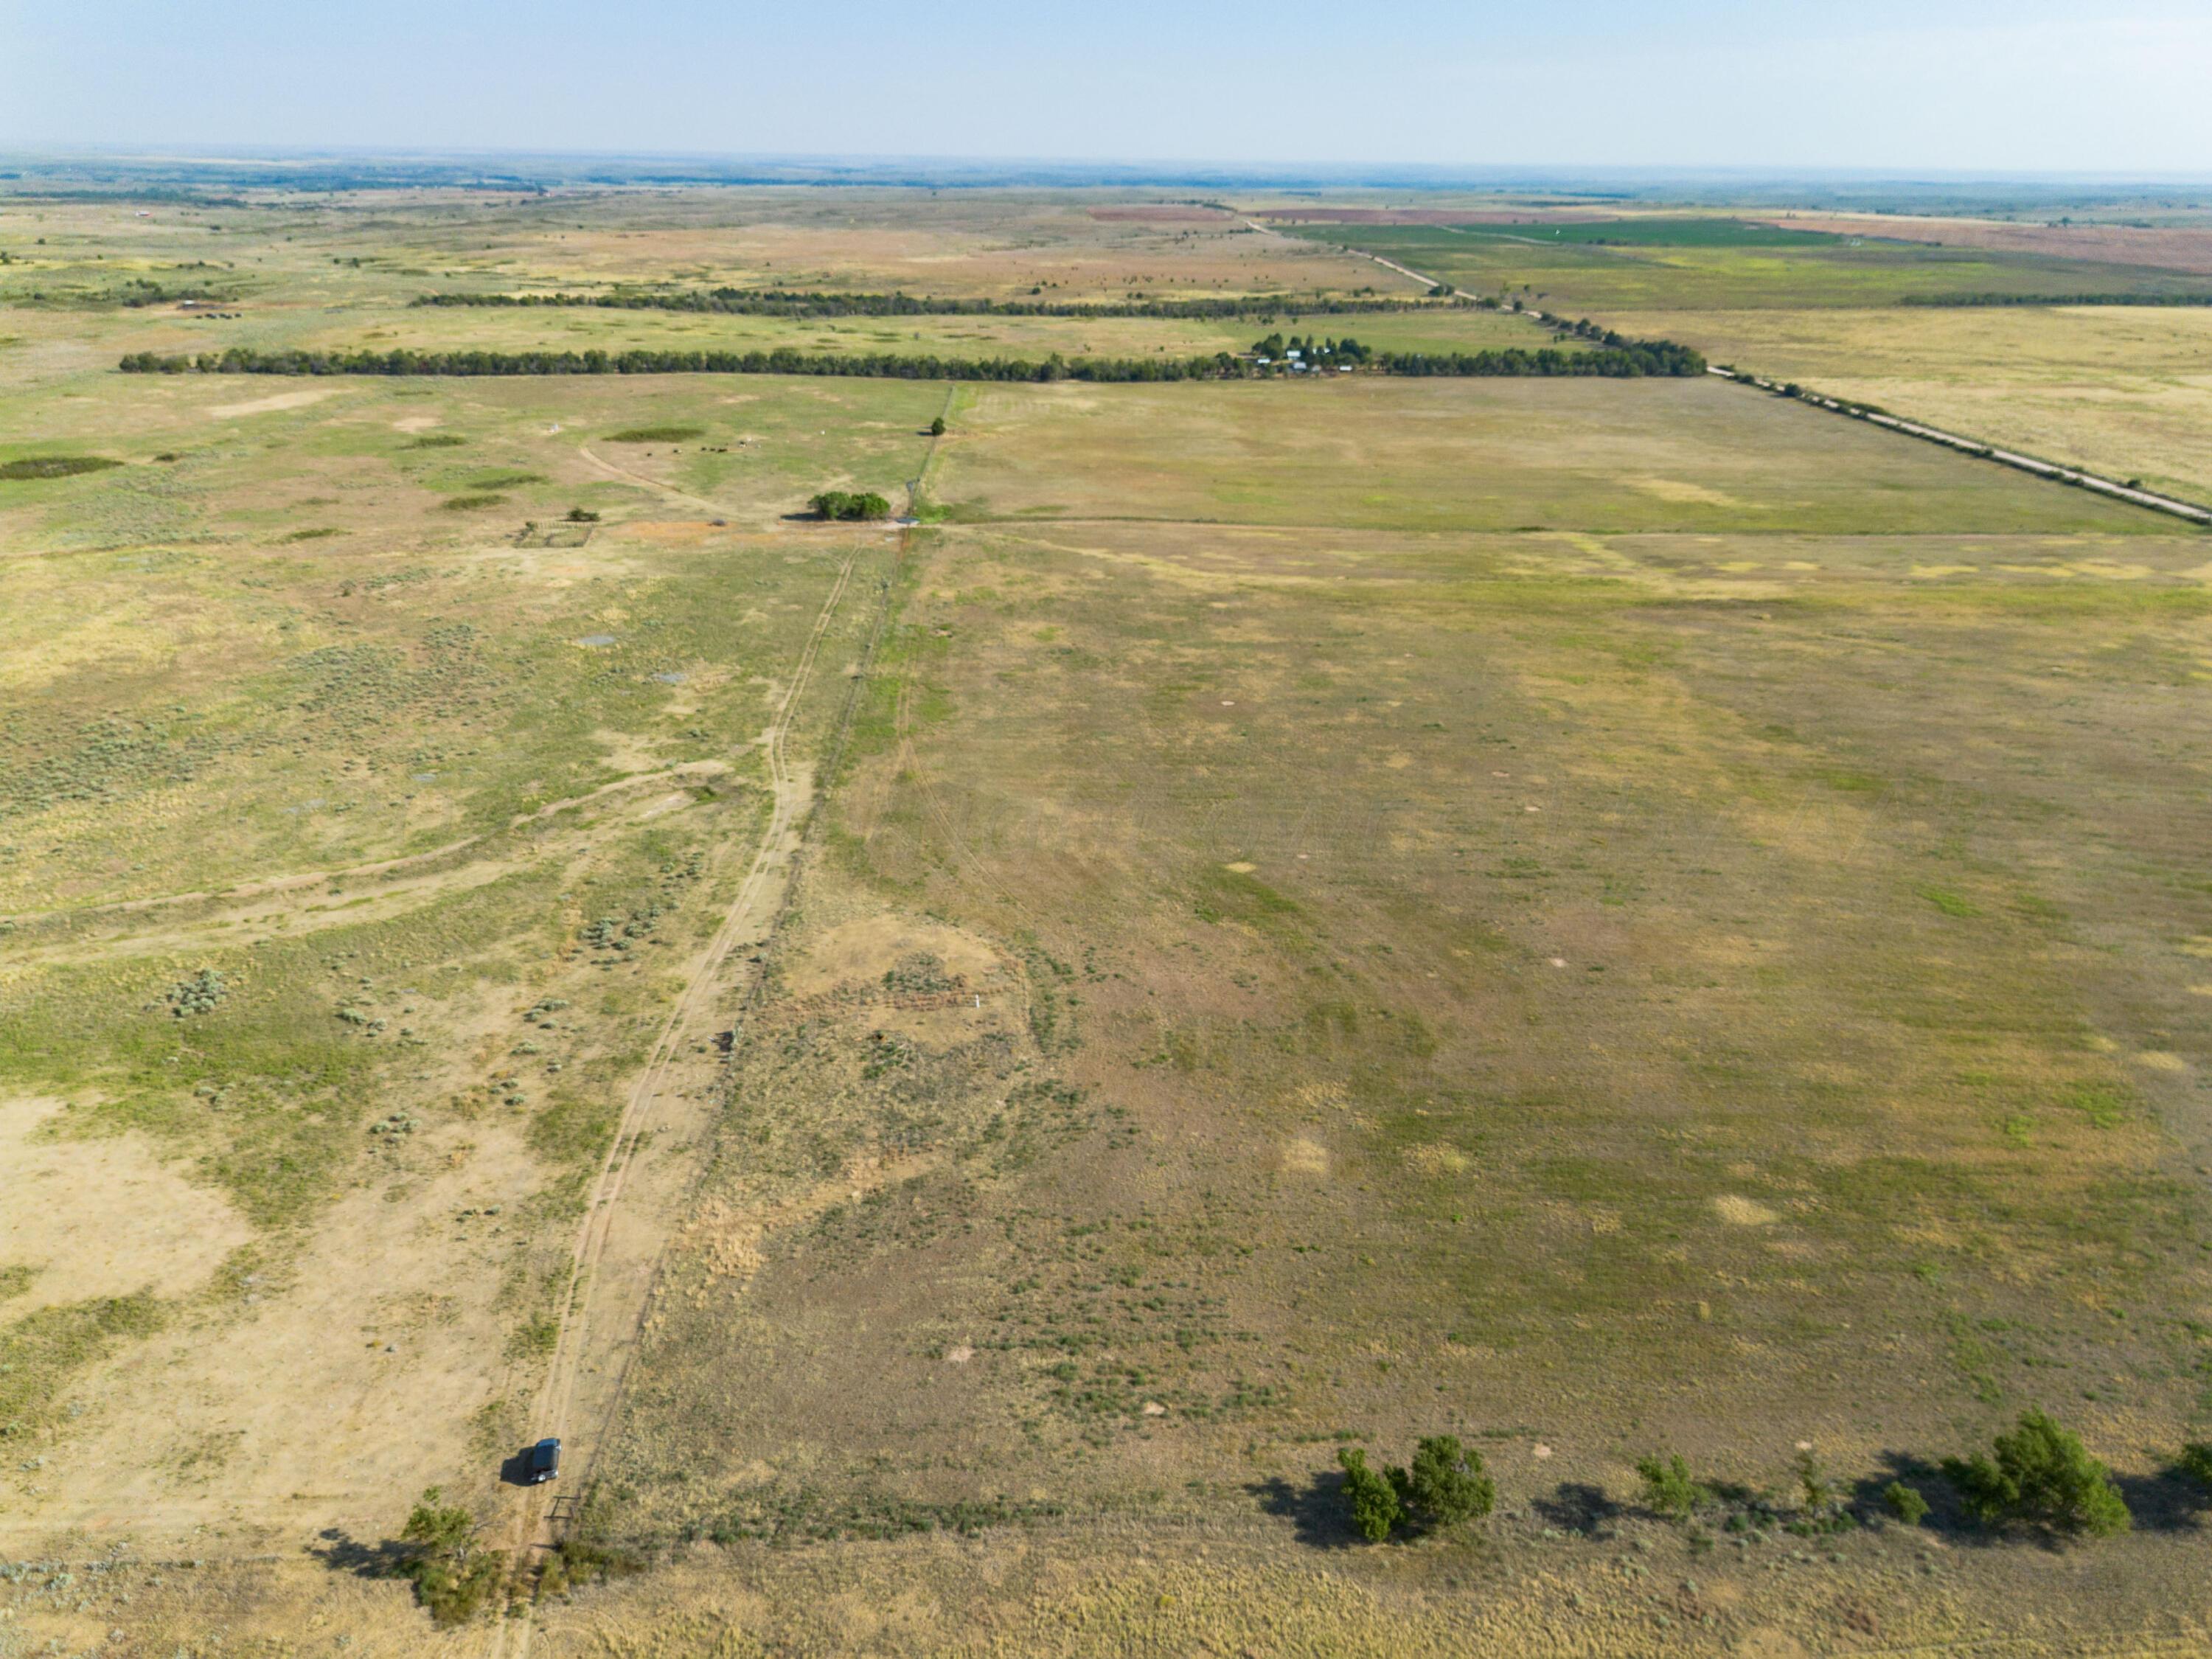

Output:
xmin=498 ymin=1446 xmax=540 ymax=1487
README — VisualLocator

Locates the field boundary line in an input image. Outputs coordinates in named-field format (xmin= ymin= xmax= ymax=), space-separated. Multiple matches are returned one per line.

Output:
xmin=1710 ymin=365 xmax=2212 ymax=526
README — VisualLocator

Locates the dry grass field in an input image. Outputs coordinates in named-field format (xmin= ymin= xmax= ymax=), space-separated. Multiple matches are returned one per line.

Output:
xmin=1606 ymin=304 xmax=2212 ymax=507
xmin=1 ymin=181 xmax=2209 ymax=1657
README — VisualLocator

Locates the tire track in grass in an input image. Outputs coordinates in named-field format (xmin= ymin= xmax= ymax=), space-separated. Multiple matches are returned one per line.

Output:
xmin=488 ymin=545 xmax=861 ymax=1658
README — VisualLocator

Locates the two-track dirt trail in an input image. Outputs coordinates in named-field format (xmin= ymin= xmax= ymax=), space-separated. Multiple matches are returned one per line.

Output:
xmin=482 ymin=538 xmax=867 ymax=1658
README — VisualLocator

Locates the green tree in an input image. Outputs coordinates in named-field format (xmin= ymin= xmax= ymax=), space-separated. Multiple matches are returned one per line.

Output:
xmin=2174 ymin=1441 xmax=2212 ymax=1491
xmin=1635 ymin=1453 xmax=1710 ymax=1520
xmin=1392 ymin=1435 xmax=1497 ymax=1532
xmin=395 ymin=1486 xmax=506 ymax=1625
xmin=1338 ymin=1447 xmax=1403 ymax=1543
xmin=928 ymin=415 xmax=947 ymax=436
xmin=1941 ymin=1411 xmax=2131 ymax=1537
xmin=1882 ymin=1481 xmax=1930 ymax=1526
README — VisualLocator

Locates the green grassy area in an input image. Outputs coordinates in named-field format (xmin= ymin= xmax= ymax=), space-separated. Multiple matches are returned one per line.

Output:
xmin=1445 ymin=217 xmax=1845 ymax=248
xmin=931 ymin=377 xmax=2160 ymax=535
xmin=595 ymin=375 xmax=2212 ymax=1565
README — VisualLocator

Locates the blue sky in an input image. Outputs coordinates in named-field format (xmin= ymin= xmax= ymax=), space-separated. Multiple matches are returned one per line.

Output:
xmin=4 ymin=0 xmax=2208 ymax=173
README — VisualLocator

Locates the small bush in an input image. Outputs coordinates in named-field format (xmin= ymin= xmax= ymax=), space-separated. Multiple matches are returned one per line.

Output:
xmin=1882 ymin=1481 xmax=1930 ymax=1526
xmin=1338 ymin=1447 xmax=1402 ymax=1542
xmin=1395 ymin=1434 xmax=1497 ymax=1532
xmin=396 ymin=1486 xmax=504 ymax=1625
xmin=1941 ymin=1410 xmax=2130 ymax=1537
xmin=165 ymin=968 xmax=229 ymax=1018
xmin=608 ymin=425 xmax=702 ymax=442
xmin=0 ymin=456 xmax=122 ymax=481
xmin=1338 ymin=1436 xmax=1495 ymax=1543
xmin=439 ymin=493 xmax=506 ymax=511
xmin=928 ymin=415 xmax=947 ymax=436
xmin=2177 ymin=1441 xmax=2212 ymax=1491
xmin=566 ymin=506 xmax=600 ymax=522
xmin=1636 ymin=1453 xmax=1711 ymax=1520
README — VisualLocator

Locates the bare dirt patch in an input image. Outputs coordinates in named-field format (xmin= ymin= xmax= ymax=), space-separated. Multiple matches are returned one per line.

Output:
xmin=209 ymin=388 xmax=343 ymax=420
xmin=0 ymin=1095 xmax=252 ymax=1314
xmin=1771 ymin=213 xmax=2212 ymax=276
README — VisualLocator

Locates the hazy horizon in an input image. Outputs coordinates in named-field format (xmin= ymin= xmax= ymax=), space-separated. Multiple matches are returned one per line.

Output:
xmin=4 ymin=1 xmax=2207 ymax=176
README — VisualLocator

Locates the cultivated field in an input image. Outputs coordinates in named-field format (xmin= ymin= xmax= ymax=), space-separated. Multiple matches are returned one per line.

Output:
xmin=1 ymin=178 xmax=2208 ymax=1657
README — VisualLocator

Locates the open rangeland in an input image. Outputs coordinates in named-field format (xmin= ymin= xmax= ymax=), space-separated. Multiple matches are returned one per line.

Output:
xmin=1 ymin=184 xmax=2209 ymax=1658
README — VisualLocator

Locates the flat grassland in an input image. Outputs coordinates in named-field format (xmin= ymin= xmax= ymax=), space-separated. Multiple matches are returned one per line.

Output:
xmin=1606 ymin=303 xmax=2212 ymax=505
xmin=2 ymin=187 xmax=2210 ymax=1658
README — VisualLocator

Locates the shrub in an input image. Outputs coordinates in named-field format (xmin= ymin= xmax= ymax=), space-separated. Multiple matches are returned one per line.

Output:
xmin=1338 ymin=1436 xmax=1495 ymax=1543
xmin=1882 ymin=1481 xmax=1930 ymax=1526
xmin=565 ymin=507 xmax=600 ymax=522
xmin=1636 ymin=1453 xmax=1711 ymax=1520
xmin=164 ymin=968 xmax=229 ymax=1018
xmin=928 ymin=415 xmax=947 ymax=436
xmin=1941 ymin=1411 xmax=2130 ymax=1537
xmin=1338 ymin=1447 xmax=1402 ymax=1542
xmin=1394 ymin=1435 xmax=1497 ymax=1532
xmin=2177 ymin=1441 xmax=2212 ymax=1491
xmin=607 ymin=425 xmax=703 ymax=442
xmin=810 ymin=489 xmax=893 ymax=522
xmin=0 ymin=456 xmax=121 ymax=481
xmin=395 ymin=1486 xmax=505 ymax=1625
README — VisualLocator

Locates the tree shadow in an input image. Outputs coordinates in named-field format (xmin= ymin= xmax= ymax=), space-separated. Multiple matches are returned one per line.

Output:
xmin=1248 ymin=1469 xmax=1357 ymax=1550
xmin=1531 ymin=1481 xmax=1621 ymax=1538
xmin=2113 ymin=1465 xmax=2211 ymax=1534
xmin=308 ymin=1528 xmax=408 ymax=1579
xmin=1849 ymin=1449 xmax=2208 ymax=1545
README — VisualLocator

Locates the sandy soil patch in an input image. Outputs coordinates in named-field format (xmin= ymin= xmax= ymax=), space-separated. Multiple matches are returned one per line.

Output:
xmin=1281 ymin=1135 xmax=1330 ymax=1177
xmin=208 ymin=388 xmax=342 ymax=420
xmin=9 ymin=1119 xmax=545 ymax=1548
xmin=1629 ymin=476 xmax=1741 ymax=507
xmin=1404 ymin=1143 xmax=1470 ymax=1178
xmin=1713 ymin=1194 xmax=1781 ymax=1227
xmin=0 ymin=1096 xmax=253 ymax=1314
xmin=391 ymin=414 xmax=441 ymax=433
xmin=786 ymin=914 xmax=1009 ymax=999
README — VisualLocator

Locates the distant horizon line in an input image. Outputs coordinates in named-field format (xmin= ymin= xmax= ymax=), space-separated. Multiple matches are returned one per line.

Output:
xmin=4 ymin=145 xmax=2212 ymax=193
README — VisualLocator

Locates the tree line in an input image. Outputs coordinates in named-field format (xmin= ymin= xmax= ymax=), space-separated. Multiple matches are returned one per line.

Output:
xmin=118 ymin=340 xmax=1705 ymax=380
xmin=410 ymin=287 xmax=1440 ymax=321
xmin=1899 ymin=291 xmax=2212 ymax=308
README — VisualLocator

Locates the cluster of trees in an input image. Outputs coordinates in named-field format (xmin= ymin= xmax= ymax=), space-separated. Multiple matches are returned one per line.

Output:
xmin=1335 ymin=1412 xmax=2210 ymax=1549
xmin=411 ymin=286 xmax=1445 ymax=321
xmin=118 ymin=339 xmax=1705 ymax=381
xmin=1901 ymin=291 xmax=2212 ymax=308
xmin=1338 ymin=1436 xmax=1496 ymax=1543
xmin=810 ymin=490 xmax=893 ymax=521
xmin=1251 ymin=333 xmax=1373 ymax=364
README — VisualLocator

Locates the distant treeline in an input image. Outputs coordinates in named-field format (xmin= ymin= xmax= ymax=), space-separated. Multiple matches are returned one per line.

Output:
xmin=411 ymin=287 xmax=1436 ymax=321
xmin=1899 ymin=291 xmax=2212 ymax=308
xmin=119 ymin=341 xmax=1705 ymax=380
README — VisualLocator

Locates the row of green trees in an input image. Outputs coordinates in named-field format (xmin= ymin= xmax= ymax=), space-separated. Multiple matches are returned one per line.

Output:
xmin=118 ymin=340 xmax=1705 ymax=380
xmin=410 ymin=286 xmax=1442 ymax=321
xmin=1344 ymin=1413 xmax=2210 ymax=1547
